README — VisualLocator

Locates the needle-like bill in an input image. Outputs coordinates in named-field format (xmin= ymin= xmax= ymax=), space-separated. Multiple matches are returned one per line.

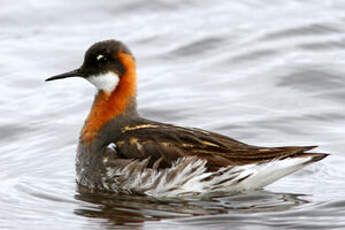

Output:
xmin=45 ymin=69 xmax=82 ymax=81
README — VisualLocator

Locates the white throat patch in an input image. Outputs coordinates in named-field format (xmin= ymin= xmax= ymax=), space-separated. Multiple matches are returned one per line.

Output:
xmin=87 ymin=72 xmax=120 ymax=94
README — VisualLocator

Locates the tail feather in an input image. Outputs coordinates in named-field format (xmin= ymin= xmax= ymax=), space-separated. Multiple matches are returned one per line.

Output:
xmin=292 ymin=152 xmax=329 ymax=165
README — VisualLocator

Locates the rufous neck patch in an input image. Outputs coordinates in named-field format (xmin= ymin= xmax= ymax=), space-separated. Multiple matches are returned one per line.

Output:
xmin=81 ymin=52 xmax=136 ymax=145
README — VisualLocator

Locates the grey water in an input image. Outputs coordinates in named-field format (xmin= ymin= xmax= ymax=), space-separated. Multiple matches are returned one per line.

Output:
xmin=1 ymin=0 xmax=345 ymax=229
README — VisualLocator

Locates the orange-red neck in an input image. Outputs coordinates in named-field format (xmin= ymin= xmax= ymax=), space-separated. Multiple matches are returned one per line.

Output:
xmin=81 ymin=53 xmax=137 ymax=145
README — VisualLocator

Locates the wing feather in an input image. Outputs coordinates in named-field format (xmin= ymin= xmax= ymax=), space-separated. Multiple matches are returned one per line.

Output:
xmin=113 ymin=122 xmax=322 ymax=171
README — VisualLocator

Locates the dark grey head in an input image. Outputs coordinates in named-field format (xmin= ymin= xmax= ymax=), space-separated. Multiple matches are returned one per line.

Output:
xmin=46 ymin=40 xmax=134 ymax=93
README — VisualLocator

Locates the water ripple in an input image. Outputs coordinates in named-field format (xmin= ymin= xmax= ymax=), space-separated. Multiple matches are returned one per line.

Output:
xmin=1 ymin=0 xmax=344 ymax=229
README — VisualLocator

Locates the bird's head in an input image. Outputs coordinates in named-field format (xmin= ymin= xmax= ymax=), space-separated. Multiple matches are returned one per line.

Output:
xmin=46 ymin=40 xmax=135 ymax=94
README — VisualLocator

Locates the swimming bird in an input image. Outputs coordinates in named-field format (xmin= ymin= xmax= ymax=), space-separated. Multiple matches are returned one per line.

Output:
xmin=46 ymin=39 xmax=328 ymax=198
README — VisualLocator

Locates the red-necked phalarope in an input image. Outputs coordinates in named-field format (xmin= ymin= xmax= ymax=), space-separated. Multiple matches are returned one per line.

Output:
xmin=46 ymin=39 xmax=328 ymax=198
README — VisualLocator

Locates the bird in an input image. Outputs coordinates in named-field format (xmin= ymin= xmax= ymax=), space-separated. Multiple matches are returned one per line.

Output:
xmin=46 ymin=39 xmax=328 ymax=198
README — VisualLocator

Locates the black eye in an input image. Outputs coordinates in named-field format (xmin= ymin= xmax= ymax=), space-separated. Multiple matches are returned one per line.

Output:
xmin=96 ymin=54 xmax=108 ymax=63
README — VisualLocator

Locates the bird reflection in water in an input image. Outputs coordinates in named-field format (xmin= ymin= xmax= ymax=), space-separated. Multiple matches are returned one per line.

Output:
xmin=74 ymin=188 xmax=309 ymax=229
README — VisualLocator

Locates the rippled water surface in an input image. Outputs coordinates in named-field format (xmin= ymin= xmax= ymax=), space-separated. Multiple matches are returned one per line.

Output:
xmin=1 ymin=1 xmax=345 ymax=229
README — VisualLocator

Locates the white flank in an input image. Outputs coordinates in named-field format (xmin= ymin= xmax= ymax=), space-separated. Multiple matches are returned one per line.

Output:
xmin=99 ymin=156 xmax=316 ymax=198
xmin=87 ymin=71 xmax=119 ymax=93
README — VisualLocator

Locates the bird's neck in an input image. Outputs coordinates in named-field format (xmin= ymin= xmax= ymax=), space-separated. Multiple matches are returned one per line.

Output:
xmin=81 ymin=54 xmax=137 ymax=145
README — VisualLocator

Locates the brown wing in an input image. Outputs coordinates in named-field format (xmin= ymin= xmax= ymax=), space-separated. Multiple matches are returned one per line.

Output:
xmin=112 ymin=122 xmax=326 ymax=171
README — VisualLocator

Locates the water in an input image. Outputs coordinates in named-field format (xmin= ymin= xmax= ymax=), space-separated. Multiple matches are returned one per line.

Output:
xmin=1 ymin=0 xmax=345 ymax=229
